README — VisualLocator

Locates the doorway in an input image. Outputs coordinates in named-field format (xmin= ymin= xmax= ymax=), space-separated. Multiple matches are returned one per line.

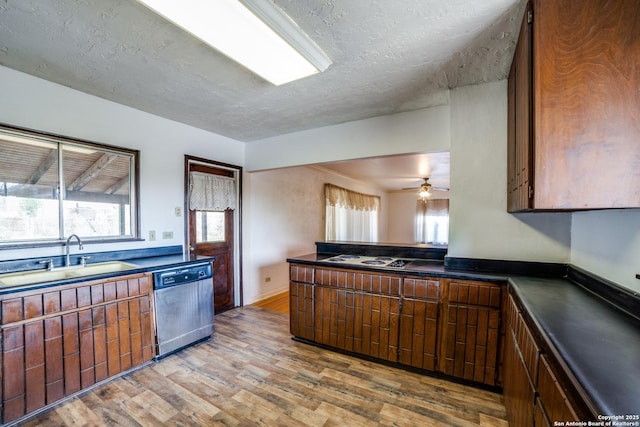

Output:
xmin=185 ymin=155 xmax=242 ymax=313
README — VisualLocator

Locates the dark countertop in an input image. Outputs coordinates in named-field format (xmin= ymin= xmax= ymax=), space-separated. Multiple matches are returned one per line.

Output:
xmin=509 ymin=276 xmax=640 ymax=417
xmin=288 ymin=253 xmax=640 ymax=416
xmin=0 ymin=252 xmax=214 ymax=296
xmin=288 ymin=253 xmax=507 ymax=283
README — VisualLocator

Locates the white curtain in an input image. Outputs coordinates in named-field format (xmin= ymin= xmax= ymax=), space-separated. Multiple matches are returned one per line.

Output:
xmin=325 ymin=184 xmax=380 ymax=242
xmin=415 ymin=199 xmax=449 ymax=244
xmin=189 ymin=172 xmax=236 ymax=211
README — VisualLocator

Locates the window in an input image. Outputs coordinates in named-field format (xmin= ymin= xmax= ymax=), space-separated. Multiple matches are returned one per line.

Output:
xmin=415 ymin=199 xmax=449 ymax=245
xmin=325 ymin=183 xmax=380 ymax=242
xmin=0 ymin=126 xmax=139 ymax=245
xmin=195 ymin=211 xmax=226 ymax=243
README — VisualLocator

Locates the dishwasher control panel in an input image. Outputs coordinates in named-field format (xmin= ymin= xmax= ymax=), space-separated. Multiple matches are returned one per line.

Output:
xmin=153 ymin=262 xmax=213 ymax=289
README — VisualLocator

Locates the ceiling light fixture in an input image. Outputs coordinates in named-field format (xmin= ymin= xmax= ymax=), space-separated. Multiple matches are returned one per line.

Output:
xmin=418 ymin=178 xmax=432 ymax=203
xmin=136 ymin=0 xmax=332 ymax=85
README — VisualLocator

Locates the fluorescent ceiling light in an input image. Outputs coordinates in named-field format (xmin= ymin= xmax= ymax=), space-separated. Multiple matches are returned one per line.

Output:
xmin=137 ymin=0 xmax=332 ymax=85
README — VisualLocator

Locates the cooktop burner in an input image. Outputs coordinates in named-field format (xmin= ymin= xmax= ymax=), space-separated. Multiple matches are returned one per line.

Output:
xmin=362 ymin=260 xmax=386 ymax=266
xmin=325 ymin=255 xmax=406 ymax=268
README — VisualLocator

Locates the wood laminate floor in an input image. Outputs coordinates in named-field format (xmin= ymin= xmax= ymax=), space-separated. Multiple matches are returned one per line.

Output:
xmin=21 ymin=306 xmax=508 ymax=427
xmin=250 ymin=291 xmax=289 ymax=315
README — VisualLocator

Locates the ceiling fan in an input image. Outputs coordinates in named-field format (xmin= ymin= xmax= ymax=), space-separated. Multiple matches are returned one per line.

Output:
xmin=403 ymin=177 xmax=449 ymax=200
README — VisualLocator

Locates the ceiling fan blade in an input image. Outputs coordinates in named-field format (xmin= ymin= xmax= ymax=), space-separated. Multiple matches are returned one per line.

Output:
xmin=432 ymin=187 xmax=449 ymax=191
xmin=401 ymin=186 xmax=420 ymax=190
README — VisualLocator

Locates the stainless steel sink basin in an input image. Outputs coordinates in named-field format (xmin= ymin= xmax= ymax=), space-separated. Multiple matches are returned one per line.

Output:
xmin=73 ymin=261 xmax=138 ymax=276
xmin=0 ymin=261 xmax=139 ymax=287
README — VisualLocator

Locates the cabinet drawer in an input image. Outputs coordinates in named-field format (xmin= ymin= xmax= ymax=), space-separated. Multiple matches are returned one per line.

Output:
xmin=315 ymin=268 xmax=401 ymax=295
xmin=448 ymin=280 xmax=501 ymax=308
xmin=289 ymin=264 xmax=314 ymax=284
xmin=403 ymin=278 xmax=440 ymax=300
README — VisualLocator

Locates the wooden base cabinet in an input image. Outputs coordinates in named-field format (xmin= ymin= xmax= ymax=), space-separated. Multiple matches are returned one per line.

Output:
xmin=504 ymin=291 xmax=582 ymax=426
xmin=312 ymin=268 xmax=401 ymax=362
xmin=0 ymin=273 xmax=154 ymax=424
xmin=440 ymin=280 xmax=502 ymax=386
xmin=289 ymin=264 xmax=504 ymax=388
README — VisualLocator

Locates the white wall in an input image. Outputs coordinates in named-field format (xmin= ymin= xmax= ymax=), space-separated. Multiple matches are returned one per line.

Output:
xmin=387 ymin=192 xmax=420 ymax=244
xmin=245 ymin=105 xmax=450 ymax=171
xmin=571 ymin=210 xmax=640 ymax=293
xmin=242 ymin=165 xmax=388 ymax=304
xmin=0 ymin=66 xmax=245 ymax=261
xmin=448 ymin=81 xmax=571 ymax=263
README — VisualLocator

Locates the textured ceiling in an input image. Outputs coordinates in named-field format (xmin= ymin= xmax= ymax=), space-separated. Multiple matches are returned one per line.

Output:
xmin=0 ymin=0 xmax=524 ymax=142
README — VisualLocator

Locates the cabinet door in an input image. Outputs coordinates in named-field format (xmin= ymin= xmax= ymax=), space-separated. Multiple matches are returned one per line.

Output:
xmin=398 ymin=298 xmax=438 ymax=371
xmin=508 ymin=0 xmax=533 ymax=212
xmin=442 ymin=280 xmax=502 ymax=385
xmin=289 ymin=281 xmax=313 ymax=340
xmin=503 ymin=330 xmax=536 ymax=427
xmin=398 ymin=278 xmax=440 ymax=371
xmin=441 ymin=304 xmax=500 ymax=385
xmin=533 ymin=0 xmax=640 ymax=209
xmin=314 ymin=286 xmax=400 ymax=362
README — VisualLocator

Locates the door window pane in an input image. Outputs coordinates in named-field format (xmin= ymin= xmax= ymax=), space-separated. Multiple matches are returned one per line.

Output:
xmin=195 ymin=211 xmax=225 ymax=243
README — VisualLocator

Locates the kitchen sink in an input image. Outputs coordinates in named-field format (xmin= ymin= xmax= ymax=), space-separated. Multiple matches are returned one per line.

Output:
xmin=0 ymin=261 xmax=139 ymax=287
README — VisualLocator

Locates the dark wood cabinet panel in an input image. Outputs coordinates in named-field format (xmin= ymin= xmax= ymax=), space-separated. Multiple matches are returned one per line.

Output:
xmin=314 ymin=286 xmax=400 ymax=362
xmin=508 ymin=0 xmax=640 ymax=210
xmin=440 ymin=280 xmax=502 ymax=386
xmin=537 ymin=355 xmax=579 ymax=423
xmin=290 ymin=281 xmax=313 ymax=341
xmin=289 ymin=265 xmax=504 ymax=387
xmin=515 ymin=311 xmax=540 ymax=383
xmin=441 ymin=304 xmax=500 ymax=385
xmin=315 ymin=267 xmax=402 ymax=296
xmin=508 ymin=0 xmax=533 ymax=212
xmin=289 ymin=264 xmax=314 ymax=284
xmin=0 ymin=273 xmax=154 ymax=424
xmin=503 ymin=329 xmax=536 ymax=427
xmin=448 ymin=280 xmax=501 ymax=308
xmin=398 ymin=278 xmax=440 ymax=371
xmin=534 ymin=397 xmax=551 ymax=427
xmin=398 ymin=298 xmax=438 ymax=371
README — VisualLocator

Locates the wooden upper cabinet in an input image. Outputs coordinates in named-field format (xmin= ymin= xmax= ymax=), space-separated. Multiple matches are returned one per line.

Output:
xmin=508 ymin=0 xmax=640 ymax=211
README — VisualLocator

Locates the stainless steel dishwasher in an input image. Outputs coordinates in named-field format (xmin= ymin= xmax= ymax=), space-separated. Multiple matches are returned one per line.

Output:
xmin=153 ymin=261 xmax=214 ymax=358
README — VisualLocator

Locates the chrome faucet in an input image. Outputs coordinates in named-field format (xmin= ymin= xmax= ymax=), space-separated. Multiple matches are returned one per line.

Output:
xmin=65 ymin=234 xmax=84 ymax=267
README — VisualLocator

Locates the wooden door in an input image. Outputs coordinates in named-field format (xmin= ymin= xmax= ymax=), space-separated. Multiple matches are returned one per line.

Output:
xmin=186 ymin=158 xmax=241 ymax=314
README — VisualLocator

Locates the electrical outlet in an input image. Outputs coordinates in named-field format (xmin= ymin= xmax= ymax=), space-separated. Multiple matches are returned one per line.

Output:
xmin=149 ymin=230 xmax=156 ymax=241
xmin=162 ymin=231 xmax=173 ymax=239
xmin=174 ymin=207 xmax=182 ymax=217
